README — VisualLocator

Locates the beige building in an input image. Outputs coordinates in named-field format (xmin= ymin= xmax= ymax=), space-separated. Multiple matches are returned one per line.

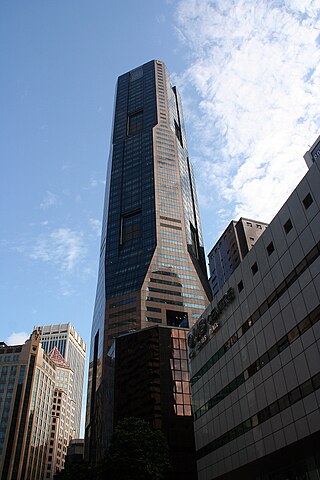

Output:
xmin=0 ymin=330 xmax=56 ymax=480
xmin=0 ymin=331 xmax=78 ymax=480
xmin=45 ymin=347 xmax=76 ymax=478
xmin=36 ymin=323 xmax=86 ymax=437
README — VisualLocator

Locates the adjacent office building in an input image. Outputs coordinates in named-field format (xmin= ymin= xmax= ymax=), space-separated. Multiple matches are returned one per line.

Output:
xmin=113 ymin=326 xmax=197 ymax=480
xmin=188 ymin=148 xmax=320 ymax=479
xmin=45 ymin=347 xmax=76 ymax=479
xmin=0 ymin=331 xmax=56 ymax=480
xmin=208 ymin=218 xmax=268 ymax=297
xmin=86 ymin=60 xmax=211 ymax=461
xmin=36 ymin=323 xmax=86 ymax=437
xmin=0 ymin=332 xmax=78 ymax=480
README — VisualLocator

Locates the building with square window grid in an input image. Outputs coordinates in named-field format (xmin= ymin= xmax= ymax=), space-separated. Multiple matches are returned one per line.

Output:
xmin=188 ymin=142 xmax=320 ymax=480
xmin=208 ymin=218 xmax=268 ymax=298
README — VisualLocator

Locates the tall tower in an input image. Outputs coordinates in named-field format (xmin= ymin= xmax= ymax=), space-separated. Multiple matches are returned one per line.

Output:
xmin=86 ymin=60 xmax=211 ymax=459
xmin=36 ymin=323 xmax=86 ymax=437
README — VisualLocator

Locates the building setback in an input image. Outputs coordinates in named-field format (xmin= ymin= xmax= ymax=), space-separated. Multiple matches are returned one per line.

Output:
xmin=208 ymin=218 xmax=268 ymax=297
xmin=86 ymin=59 xmax=211 ymax=462
xmin=36 ymin=323 xmax=86 ymax=438
xmin=0 ymin=331 xmax=56 ymax=480
xmin=188 ymin=147 xmax=320 ymax=479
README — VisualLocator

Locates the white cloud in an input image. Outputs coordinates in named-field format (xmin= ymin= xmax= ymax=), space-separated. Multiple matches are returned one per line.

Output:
xmin=174 ymin=0 xmax=320 ymax=225
xmin=89 ymin=218 xmax=102 ymax=236
xmin=88 ymin=173 xmax=105 ymax=189
xmin=6 ymin=331 xmax=29 ymax=345
xmin=30 ymin=228 xmax=86 ymax=272
xmin=40 ymin=191 xmax=59 ymax=209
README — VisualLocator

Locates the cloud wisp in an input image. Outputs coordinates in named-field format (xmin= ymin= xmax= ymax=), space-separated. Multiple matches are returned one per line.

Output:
xmin=30 ymin=228 xmax=86 ymax=272
xmin=6 ymin=331 xmax=29 ymax=345
xmin=40 ymin=191 xmax=59 ymax=209
xmin=175 ymin=0 xmax=320 ymax=227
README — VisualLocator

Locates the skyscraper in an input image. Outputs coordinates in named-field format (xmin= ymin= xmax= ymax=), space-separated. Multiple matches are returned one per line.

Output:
xmin=45 ymin=347 xmax=76 ymax=479
xmin=0 ymin=331 xmax=56 ymax=480
xmin=208 ymin=217 xmax=268 ymax=296
xmin=36 ymin=323 xmax=86 ymax=438
xmin=86 ymin=60 xmax=211 ymax=460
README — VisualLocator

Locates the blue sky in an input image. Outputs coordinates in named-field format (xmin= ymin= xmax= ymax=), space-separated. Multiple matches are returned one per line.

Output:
xmin=1 ymin=0 xmax=319 ymax=429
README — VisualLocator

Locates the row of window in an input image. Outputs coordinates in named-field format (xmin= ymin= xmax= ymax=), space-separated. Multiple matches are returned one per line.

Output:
xmin=109 ymin=307 xmax=136 ymax=319
xmin=194 ymin=304 xmax=320 ymax=419
xmin=155 ymin=261 xmax=193 ymax=272
xmin=150 ymin=277 xmax=200 ymax=290
xmin=109 ymin=319 xmax=136 ymax=330
xmin=0 ymin=355 xmax=20 ymax=363
xmin=148 ymin=287 xmax=204 ymax=300
xmin=159 ymin=229 xmax=182 ymax=238
xmin=110 ymin=297 xmax=135 ymax=309
xmin=151 ymin=269 xmax=196 ymax=281
xmin=160 ymin=245 xmax=184 ymax=254
xmin=159 ymin=223 xmax=182 ymax=231
xmin=196 ymin=371 xmax=320 ymax=460
xmin=160 ymin=208 xmax=181 ymax=216
xmin=192 ymin=240 xmax=320 ymax=385
xmin=157 ymin=253 xmax=188 ymax=262
xmin=146 ymin=296 xmax=205 ymax=309
xmin=160 ymin=237 xmax=183 ymax=246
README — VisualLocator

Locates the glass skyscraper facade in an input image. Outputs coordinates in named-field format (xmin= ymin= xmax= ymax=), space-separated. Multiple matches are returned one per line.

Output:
xmin=86 ymin=60 xmax=211 ymax=460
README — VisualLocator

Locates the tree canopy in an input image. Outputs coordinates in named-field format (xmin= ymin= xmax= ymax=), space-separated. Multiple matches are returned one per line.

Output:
xmin=99 ymin=417 xmax=170 ymax=480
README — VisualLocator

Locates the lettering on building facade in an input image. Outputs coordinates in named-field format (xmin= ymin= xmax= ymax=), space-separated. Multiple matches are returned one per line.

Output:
xmin=187 ymin=287 xmax=235 ymax=358
xmin=311 ymin=140 xmax=320 ymax=162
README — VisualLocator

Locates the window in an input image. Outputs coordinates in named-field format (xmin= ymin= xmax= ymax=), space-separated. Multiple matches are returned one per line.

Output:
xmin=283 ymin=218 xmax=293 ymax=234
xmin=130 ymin=67 xmax=143 ymax=81
xmin=238 ymin=281 xmax=244 ymax=292
xmin=174 ymin=120 xmax=183 ymax=146
xmin=267 ymin=241 xmax=275 ymax=255
xmin=251 ymin=262 xmax=258 ymax=275
xmin=167 ymin=310 xmax=188 ymax=327
xmin=120 ymin=211 xmax=142 ymax=245
xmin=302 ymin=193 xmax=313 ymax=210
xmin=128 ymin=110 xmax=143 ymax=135
xmin=256 ymin=224 xmax=262 ymax=229
xmin=146 ymin=317 xmax=162 ymax=323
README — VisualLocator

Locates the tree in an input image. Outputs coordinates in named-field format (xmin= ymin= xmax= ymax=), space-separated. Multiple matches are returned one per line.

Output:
xmin=98 ymin=417 xmax=170 ymax=480
xmin=58 ymin=459 xmax=96 ymax=480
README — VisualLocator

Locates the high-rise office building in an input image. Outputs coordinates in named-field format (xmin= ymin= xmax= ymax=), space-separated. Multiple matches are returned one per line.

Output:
xmin=113 ymin=326 xmax=197 ymax=480
xmin=86 ymin=60 xmax=211 ymax=460
xmin=208 ymin=217 xmax=268 ymax=296
xmin=0 ymin=331 xmax=56 ymax=480
xmin=36 ymin=323 xmax=86 ymax=437
xmin=45 ymin=347 xmax=76 ymax=479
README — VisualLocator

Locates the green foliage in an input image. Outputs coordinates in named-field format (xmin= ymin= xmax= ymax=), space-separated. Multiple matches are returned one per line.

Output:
xmin=59 ymin=459 xmax=95 ymax=480
xmin=98 ymin=417 xmax=170 ymax=480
